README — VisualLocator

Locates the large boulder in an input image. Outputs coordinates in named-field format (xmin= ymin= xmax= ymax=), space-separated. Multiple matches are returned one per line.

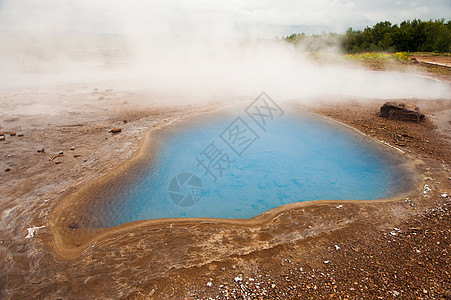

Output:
xmin=380 ymin=102 xmax=425 ymax=122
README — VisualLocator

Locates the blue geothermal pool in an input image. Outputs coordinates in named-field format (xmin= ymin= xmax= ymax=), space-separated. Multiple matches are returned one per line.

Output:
xmin=94 ymin=109 xmax=413 ymax=227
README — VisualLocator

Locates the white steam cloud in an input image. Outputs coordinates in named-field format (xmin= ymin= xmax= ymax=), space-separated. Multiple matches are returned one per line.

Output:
xmin=0 ymin=0 xmax=450 ymax=107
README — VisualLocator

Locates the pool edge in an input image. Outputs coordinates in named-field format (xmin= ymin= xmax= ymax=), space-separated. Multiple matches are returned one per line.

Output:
xmin=46 ymin=104 xmax=426 ymax=260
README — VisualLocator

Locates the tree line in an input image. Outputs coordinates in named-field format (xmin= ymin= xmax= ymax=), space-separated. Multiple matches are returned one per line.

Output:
xmin=284 ymin=19 xmax=451 ymax=53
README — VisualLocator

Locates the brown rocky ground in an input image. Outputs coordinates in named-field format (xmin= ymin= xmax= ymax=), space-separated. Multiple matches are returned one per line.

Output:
xmin=162 ymin=198 xmax=451 ymax=300
xmin=0 ymin=64 xmax=450 ymax=299
xmin=352 ymin=56 xmax=451 ymax=83
xmin=410 ymin=55 xmax=451 ymax=68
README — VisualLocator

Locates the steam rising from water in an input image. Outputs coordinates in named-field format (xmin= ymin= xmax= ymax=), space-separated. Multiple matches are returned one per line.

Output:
xmin=0 ymin=0 xmax=450 ymax=105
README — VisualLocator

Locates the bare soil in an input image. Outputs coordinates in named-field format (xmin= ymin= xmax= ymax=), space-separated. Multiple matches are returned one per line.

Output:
xmin=0 ymin=66 xmax=450 ymax=299
xmin=410 ymin=55 xmax=451 ymax=68
xmin=353 ymin=57 xmax=451 ymax=83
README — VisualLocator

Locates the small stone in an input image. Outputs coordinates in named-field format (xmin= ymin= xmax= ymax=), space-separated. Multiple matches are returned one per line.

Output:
xmin=17 ymin=134 xmax=23 ymax=137
xmin=70 ymin=147 xmax=75 ymax=151
xmin=54 ymin=161 xmax=61 ymax=165
xmin=37 ymin=148 xmax=45 ymax=153
xmin=68 ymin=223 xmax=79 ymax=229
xmin=5 ymin=168 xmax=11 ymax=172
xmin=9 ymin=132 xmax=16 ymax=136
xmin=58 ymin=151 xmax=64 ymax=155
xmin=109 ymin=128 xmax=122 ymax=134
xmin=74 ymin=154 xmax=81 ymax=158
xmin=0 ymin=136 xmax=5 ymax=141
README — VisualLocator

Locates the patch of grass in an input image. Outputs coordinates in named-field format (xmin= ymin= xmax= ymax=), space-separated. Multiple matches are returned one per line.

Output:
xmin=410 ymin=52 xmax=451 ymax=57
xmin=345 ymin=52 xmax=409 ymax=62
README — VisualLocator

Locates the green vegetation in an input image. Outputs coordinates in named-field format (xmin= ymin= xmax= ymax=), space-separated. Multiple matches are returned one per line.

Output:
xmin=284 ymin=32 xmax=341 ymax=51
xmin=344 ymin=52 xmax=409 ymax=62
xmin=342 ymin=19 xmax=451 ymax=53
xmin=284 ymin=19 xmax=451 ymax=54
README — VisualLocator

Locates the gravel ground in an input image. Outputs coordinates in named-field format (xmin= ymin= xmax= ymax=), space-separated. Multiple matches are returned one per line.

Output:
xmin=0 ymin=67 xmax=450 ymax=299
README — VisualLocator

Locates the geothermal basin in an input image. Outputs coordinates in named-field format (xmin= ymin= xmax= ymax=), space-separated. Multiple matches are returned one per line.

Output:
xmin=81 ymin=108 xmax=416 ymax=228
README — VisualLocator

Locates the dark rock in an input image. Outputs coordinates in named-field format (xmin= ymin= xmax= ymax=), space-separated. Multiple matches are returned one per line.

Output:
xmin=68 ymin=223 xmax=79 ymax=229
xmin=5 ymin=168 xmax=11 ymax=172
xmin=380 ymin=102 xmax=425 ymax=122
xmin=37 ymin=148 xmax=45 ymax=153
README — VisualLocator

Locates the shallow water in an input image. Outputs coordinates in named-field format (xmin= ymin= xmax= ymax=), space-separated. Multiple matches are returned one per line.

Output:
xmin=93 ymin=109 xmax=413 ymax=227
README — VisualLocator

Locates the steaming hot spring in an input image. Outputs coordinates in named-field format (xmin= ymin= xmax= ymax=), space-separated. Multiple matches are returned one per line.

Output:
xmin=72 ymin=102 xmax=416 ymax=228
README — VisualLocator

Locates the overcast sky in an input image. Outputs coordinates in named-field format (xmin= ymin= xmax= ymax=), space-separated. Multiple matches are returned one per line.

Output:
xmin=0 ymin=0 xmax=450 ymax=37
xmin=234 ymin=0 xmax=451 ymax=35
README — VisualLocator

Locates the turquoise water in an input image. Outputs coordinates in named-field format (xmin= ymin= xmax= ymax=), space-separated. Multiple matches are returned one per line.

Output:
xmin=93 ymin=110 xmax=412 ymax=228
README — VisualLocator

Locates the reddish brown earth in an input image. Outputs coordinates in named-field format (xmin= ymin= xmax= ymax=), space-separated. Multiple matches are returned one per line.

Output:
xmin=410 ymin=55 xmax=451 ymax=68
xmin=352 ymin=56 xmax=451 ymax=83
xmin=0 ymin=65 xmax=450 ymax=299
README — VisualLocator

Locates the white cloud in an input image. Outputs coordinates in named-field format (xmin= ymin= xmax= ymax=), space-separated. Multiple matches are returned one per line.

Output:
xmin=0 ymin=0 xmax=449 ymax=38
